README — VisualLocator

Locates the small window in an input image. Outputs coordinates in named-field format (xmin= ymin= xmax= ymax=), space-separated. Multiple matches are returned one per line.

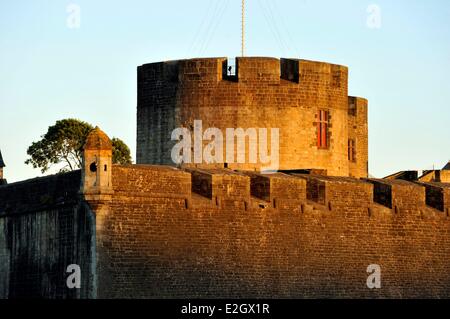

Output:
xmin=348 ymin=139 xmax=356 ymax=162
xmin=348 ymin=103 xmax=357 ymax=116
xmin=317 ymin=110 xmax=329 ymax=149
xmin=104 ymin=164 xmax=107 ymax=171
xmin=89 ymin=162 xmax=97 ymax=172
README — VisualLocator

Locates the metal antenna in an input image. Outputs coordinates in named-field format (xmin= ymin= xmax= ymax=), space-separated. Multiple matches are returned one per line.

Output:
xmin=241 ymin=0 xmax=245 ymax=57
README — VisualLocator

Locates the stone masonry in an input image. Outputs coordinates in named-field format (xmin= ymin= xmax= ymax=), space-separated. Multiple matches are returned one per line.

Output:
xmin=0 ymin=57 xmax=449 ymax=299
xmin=1 ymin=128 xmax=450 ymax=298
xmin=137 ymin=57 xmax=368 ymax=178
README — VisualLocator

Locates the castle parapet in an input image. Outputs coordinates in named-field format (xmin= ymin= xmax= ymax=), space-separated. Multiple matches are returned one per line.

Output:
xmin=293 ymin=175 xmax=372 ymax=212
xmin=139 ymin=57 xmax=350 ymax=87
xmin=419 ymin=170 xmax=450 ymax=183
xmin=420 ymin=182 xmax=450 ymax=215
xmin=178 ymin=58 xmax=224 ymax=83
xmin=236 ymin=57 xmax=280 ymax=84
xmin=348 ymin=96 xmax=368 ymax=119
xmin=383 ymin=170 xmax=418 ymax=181
xmin=186 ymin=168 xmax=250 ymax=210
xmin=0 ymin=171 xmax=81 ymax=216
xmin=365 ymin=179 xmax=426 ymax=213
xmin=112 ymin=165 xmax=191 ymax=208
xmin=241 ymin=172 xmax=306 ymax=210
xmin=281 ymin=58 xmax=348 ymax=89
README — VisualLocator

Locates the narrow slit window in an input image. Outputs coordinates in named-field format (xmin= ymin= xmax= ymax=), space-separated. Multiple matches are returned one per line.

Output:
xmin=348 ymin=139 xmax=356 ymax=162
xmin=317 ymin=110 xmax=329 ymax=149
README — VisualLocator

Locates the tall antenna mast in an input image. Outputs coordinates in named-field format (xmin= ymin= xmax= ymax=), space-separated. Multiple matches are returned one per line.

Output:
xmin=241 ymin=0 xmax=245 ymax=57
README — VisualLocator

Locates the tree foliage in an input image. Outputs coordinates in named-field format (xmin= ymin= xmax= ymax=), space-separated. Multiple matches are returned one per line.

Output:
xmin=25 ymin=119 xmax=132 ymax=173
xmin=111 ymin=138 xmax=132 ymax=165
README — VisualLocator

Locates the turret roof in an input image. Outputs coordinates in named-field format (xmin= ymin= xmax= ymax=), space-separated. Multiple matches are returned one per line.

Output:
xmin=84 ymin=127 xmax=112 ymax=151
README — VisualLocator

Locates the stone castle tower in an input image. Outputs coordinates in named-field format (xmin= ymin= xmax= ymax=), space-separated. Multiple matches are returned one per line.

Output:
xmin=137 ymin=57 xmax=368 ymax=178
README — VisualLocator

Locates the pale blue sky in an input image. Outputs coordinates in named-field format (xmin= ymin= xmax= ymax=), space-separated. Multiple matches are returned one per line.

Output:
xmin=1 ymin=0 xmax=449 ymax=182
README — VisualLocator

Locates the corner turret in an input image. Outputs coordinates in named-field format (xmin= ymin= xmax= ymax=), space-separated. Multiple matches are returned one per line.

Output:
xmin=81 ymin=127 xmax=113 ymax=200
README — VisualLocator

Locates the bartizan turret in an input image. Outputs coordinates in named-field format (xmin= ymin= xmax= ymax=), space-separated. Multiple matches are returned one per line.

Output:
xmin=81 ymin=127 xmax=113 ymax=201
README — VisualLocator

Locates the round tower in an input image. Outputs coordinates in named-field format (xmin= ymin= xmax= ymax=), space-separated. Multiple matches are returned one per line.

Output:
xmin=137 ymin=57 xmax=368 ymax=177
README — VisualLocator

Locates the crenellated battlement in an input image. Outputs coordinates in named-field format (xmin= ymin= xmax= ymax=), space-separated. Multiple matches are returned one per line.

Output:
xmin=240 ymin=171 xmax=306 ymax=210
xmin=365 ymin=178 xmax=425 ymax=211
xmin=139 ymin=57 xmax=349 ymax=87
xmin=419 ymin=182 xmax=450 ymax=216
xmin=101 ymin=164 xmax=450 ymax=219
xmin=362 ymin=178 xmax=450 ymax=219
xmin=348 ymin=96 xmax=368 ymax=118
xmin=293 ymin=174 xmax=373 ymax=212
xmin=2 ymin=164 xmax=447 ymax=220
xmin=185 ymin=168 xmax=250 ymax=210
xmin=0 ymin=170 xmax=81 ymax=216
xmin=2 ymin=162 xmax=450 ymax=299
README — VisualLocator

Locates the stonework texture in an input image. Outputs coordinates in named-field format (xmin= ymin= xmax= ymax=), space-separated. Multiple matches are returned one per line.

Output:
xmin=1 ymin=57 xmax=448 ymax=299
xmin=1 ymin=165 xmax=450 ymax=298
xmin=137 ymin=57 xmax=368 ymax=178
xmin=0 ymin=171 xmax=95 ymax=298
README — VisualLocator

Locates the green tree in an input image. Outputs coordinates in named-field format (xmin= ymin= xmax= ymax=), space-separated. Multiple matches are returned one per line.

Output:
xmin=111 ymin=138 xmax=132 ymax=165
xmin=25 ymin=119 xmax=132 ymax=173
